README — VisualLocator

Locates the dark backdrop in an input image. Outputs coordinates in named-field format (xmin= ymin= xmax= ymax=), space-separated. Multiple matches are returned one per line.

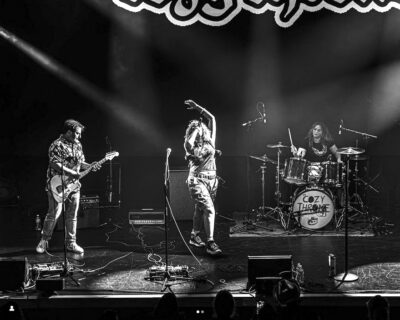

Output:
xmin=0 ymin=0 xmax=399 ymax=225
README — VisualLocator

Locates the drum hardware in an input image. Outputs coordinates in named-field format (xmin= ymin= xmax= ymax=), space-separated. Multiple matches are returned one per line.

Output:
xmin=246 ymin=155 xmax=277 ymax=232
xmin=267 ymin=142 xmax=289 ymax=149
xmin=260 ymin=143 xmax=290 ymax=230
xmin=334 ymin=146 xmax=365 ymax=282
xmin=346 ymin=138 xmax=377 ymax=223
xmin=249 ymin=155 xmax=277 ymax=165
xmin=337 ymin=123 xmax=377 ymax=230
xmin=229 ymin=210 xmax=274 ymax=233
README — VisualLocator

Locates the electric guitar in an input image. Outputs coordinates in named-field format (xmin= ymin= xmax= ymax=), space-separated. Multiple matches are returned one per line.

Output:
xmin=49 ymin=151 xmax=119 ymax=203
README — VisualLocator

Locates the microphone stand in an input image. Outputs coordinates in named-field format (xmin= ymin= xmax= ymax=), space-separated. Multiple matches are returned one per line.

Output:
xmin=60 ymin=157 xmax=80 ymax=287
xmin=145 ymin=149 xmax=193 ymax=292
xmin=106 ymin=137 xmax=113 ymax=204
xmin=340 ymin=124 xmax=378 ymax=140
xmin=162 ymin=150 xmax=171 ymax=292
xmin=242 ymin=116 xmax=263 ymax=128
xmin=334 ymin=154 xmax=358 ymax=282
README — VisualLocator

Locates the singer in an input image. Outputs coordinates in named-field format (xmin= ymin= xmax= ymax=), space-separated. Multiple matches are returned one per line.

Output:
xmin=291 ymin=122 xmax=341 ymax=162
xmin=183 ymin=100 xmax=222 ymax=256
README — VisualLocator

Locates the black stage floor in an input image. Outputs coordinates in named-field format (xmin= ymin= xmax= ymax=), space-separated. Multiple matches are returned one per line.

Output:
xmin=1 ymin=208 xmax=400 ymax=319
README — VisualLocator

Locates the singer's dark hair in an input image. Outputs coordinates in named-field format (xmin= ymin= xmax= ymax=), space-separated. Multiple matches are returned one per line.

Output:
xmin=64 ymin=119 xmax=85 ymax=133
xmin=305 ymin=122 xmax=333 ymax=146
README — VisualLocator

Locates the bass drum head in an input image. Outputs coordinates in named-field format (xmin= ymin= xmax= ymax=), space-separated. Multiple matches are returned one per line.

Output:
xmin=292 ymin=188 xmax=334 ymax=230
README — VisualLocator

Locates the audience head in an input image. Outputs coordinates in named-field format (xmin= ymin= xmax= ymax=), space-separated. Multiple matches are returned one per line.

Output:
xmin=367 ymin=295 xmax=390 ymax=320
xmin=213 ymin=289 xmax=236 ymax=320
xmin=153 ymin=292 xmax=179 ymax=319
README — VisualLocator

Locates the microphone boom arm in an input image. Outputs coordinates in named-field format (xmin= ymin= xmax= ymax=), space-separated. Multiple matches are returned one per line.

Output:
xmin=241 ymin=116 xmax=263 ymax=127
xmin=340 ymin=125 xmax=378 ymax=139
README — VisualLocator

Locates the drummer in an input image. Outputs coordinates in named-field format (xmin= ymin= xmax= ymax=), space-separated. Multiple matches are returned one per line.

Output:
xmin=291 ymin=122 xmax=342 ymax=163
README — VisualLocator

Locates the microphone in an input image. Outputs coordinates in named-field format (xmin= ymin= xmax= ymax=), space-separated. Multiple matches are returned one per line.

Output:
xmin=257 ymin=102 xmax=266 ymax=123
xmin=262 ymin=104 xmax=266 ymax=123
xmin=166 ymin=148 xmax=172 ymax=158
xmin=338 ymin=120 xmax=343 ymax=135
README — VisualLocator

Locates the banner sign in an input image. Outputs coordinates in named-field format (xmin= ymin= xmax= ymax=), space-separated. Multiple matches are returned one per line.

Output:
xmin=113 ymin=0 xmax=399 ymax=28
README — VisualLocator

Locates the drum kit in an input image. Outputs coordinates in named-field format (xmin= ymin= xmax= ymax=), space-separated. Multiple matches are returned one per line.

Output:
xmin=251 ymin=143 xmax=373 ymax=232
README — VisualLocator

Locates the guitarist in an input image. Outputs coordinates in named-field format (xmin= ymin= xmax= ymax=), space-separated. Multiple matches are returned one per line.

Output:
xmin=36 ymin=119 xmax=101 ymax=254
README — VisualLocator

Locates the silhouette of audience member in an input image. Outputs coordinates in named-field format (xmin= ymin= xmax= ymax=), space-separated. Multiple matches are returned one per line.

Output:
xmin=213 ymin=289 xmax=236 ymax=320
xmin=153 ymin=292 xmax=181 ymax=320
xmin=99 ymin=309 xmax=120 ymax=320
xmin=0 ymin=301 xmax=26 ymax=320
xmin=367 ymin=295 xmax=390 ymax=320
xmin=256 ymin=301 xmax=278 ymax=320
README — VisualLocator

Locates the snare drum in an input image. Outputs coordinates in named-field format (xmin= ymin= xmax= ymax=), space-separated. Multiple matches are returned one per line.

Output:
xmin=307 ymin=162 xmax=323 ymax=184
xmin=292 ymin=187 xmax=335 ymax=230
xmin=321 ymin=161 xmax=343 ymax=187
xmin=283 ymin=157 xmax=307 ymax=185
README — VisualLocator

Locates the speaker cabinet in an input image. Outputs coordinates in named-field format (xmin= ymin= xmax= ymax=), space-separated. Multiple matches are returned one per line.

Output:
xmin=169 ymin=170 xmax=193 ymax=221
xmin=247 ymin=255 xmax=293 ymax=289
xmin=57 ymin=195 xmax=99 ymax=230
xmin=0 ymin=258 xmax=29 ymax=291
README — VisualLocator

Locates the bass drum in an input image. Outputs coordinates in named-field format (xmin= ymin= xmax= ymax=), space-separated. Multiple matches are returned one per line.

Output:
xmin=292 ymin=187 xmax=335 ymax=230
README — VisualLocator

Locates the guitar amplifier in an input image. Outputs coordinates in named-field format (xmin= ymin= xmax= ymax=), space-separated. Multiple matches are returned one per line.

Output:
xmin=57 ymin=195 xmax=99 ymax=230
xmin=129 ymin=209 xmax=165 ymax=226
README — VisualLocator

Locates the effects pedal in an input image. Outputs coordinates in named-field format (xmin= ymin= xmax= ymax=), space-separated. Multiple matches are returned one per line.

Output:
xmin=147 ymin=265 xmax=189 ymax=279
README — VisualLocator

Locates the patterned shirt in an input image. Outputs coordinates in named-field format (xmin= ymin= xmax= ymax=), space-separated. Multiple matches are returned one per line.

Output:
xmin=301 ymin=140 xmax=334 ymax=163
xmin=46 ymin=134 xmax=85 ymax=184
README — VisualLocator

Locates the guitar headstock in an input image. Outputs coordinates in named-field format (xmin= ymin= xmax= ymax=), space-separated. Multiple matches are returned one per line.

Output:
xmin=106 ymin=151 xmax=119 ymax=161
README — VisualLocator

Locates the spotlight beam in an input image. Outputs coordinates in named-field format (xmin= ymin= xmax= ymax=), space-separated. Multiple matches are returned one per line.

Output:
xmin=0 ymin=25 xmax=165 ymax=146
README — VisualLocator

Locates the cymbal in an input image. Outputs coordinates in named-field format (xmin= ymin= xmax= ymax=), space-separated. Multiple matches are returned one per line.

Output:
xmin=267 ymin=143 xmax=289 ymax=149
xmin=249 ymin=155 xmax=277 ymax=165
xmin=336 ymin=147 xmax=365 ymax=155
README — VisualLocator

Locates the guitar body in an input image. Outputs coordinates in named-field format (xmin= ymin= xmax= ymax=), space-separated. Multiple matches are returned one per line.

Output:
xmin=50 ymin=175 xmax=81 ymax=203
xmin=49 ymin=151 xmax=119 ymax=203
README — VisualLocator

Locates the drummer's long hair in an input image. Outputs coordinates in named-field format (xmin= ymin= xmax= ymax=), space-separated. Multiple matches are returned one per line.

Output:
xmin=306 ymin=122 xmax=333 ymax=146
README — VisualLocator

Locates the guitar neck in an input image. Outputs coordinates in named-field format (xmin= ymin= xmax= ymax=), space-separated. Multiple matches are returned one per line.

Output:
xmin=79 ymin=156 xmax=108 ymax=179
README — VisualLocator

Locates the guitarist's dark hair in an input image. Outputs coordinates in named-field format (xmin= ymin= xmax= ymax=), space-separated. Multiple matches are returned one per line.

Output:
xmin=64 ymin=119 xmax=85 ymax=133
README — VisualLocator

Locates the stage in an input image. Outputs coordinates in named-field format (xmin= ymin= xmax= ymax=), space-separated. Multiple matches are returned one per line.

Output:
xmin=1 ymin=207 xmax=400 ymax=319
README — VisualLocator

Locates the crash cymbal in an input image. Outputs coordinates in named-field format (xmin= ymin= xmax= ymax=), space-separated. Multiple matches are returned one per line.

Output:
xmin=350 ymin=155 xmax=369 ymax=161
xmin=249 ymin=155 xmax=277 ymax=165
xmin=336 ymin=147 xmax=365 ymax=155
xmin=267 ymin=142 xmax=289 ymax=149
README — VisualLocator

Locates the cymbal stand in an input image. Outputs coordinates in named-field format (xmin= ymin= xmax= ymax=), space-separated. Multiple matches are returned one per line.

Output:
xmin=338 ymin=123 xmax=378 ymax=226
xmin=262 ymin=148 xmax=288 ymax=230
xmin=348 ymin=139 xmax=368 ymax=221
xmin=233 ymin=159 xmax=274 ymax=233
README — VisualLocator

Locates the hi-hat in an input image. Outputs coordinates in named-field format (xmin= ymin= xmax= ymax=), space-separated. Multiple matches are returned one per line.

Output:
xmin=250 ymin=155 xmax=277 ymax=165
xmin=336 ymin=147 xmax=365 ymax=155
xmin=267 ymin=142 xmax=289 ymax=149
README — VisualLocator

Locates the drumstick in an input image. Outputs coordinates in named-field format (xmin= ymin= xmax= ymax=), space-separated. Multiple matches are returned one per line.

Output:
xmin=288 ymin=128 xmax=294 ymax=147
